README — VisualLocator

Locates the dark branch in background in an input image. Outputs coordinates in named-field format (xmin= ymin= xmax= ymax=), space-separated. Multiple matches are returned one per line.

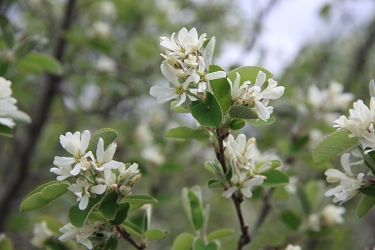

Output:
xmin=215 ymin=128 xmax=250 ymax=250
xmin=0 ymin=0 xmax=77 ymax=231
xmin=344 ymin=17 xmax=375 ymax=91
xmin=115 ymin=226 xmax=146 ymax=250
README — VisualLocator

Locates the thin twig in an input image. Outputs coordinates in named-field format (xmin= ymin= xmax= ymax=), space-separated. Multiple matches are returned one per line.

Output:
xmin=0 ymin=0 xmax=77 ymax=231
xmin=115 ymin=226 xmax=146 ymax=250
xmin=215 ymin=128 xmax=251 ymax=250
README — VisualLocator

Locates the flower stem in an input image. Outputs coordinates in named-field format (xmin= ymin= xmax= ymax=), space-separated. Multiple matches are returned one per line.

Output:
xmin=215 ymin=128 xmax=251 ymax=249
xmin=116 ymin=226 xmax=146 ymax=250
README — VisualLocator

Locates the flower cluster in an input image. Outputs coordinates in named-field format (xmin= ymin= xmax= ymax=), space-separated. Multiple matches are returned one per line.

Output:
xmin=50 ymin=130 xmax=140 ymax=249
xmin=0 ymin=77 xmax=25 ymax=128
xmin=228 ymin=71 xmax=285 ymax=121
xmin=222 ymin=134 xmax=276 ymax=198
xmin=324 ymin=152 xmax=365 ymax=203
xmin=150 ymin=27 xmax=226 ymax=107
xmin=334 ymin=97 xmax=375 ymax=153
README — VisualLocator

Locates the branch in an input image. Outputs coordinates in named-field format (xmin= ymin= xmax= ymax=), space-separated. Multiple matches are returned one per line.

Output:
xmin=215 ymin=128 xmax=251 ymax=250
xmin=0 ymin=0 xmax=77 ymax=231
xmin=115 ymin=226 xmax=146 ymax=250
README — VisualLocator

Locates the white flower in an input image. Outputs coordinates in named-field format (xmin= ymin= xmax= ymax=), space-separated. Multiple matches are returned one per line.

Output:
xmin=90 ymin=138 xmax=124 ymax=171
xmin=88 ymin=21 xmax=111 ymax=38
xmin=30 ymin=221 xmax=54 ymax=248
xmin=59 ymin=223 xmax=96 ymax=249
xmin=321 ymin=204 xmax=345 ymax=226
xmin=324 ymin=153 xmax=365 ymax=203
xmin=222 ymin=169 xmax=265 ymax=198
xmin=227 ymin=72 xmax=250 ymax=102
xmin=50 ymin=165 xmax=73 ymax=181
xmin=0 ymin=77 xmax=20 ymax=128
xmin=150 ymin=63 xmax=198 ymax=107
xmin=285 ymin=176 xmax=298 ymax=194
xmin=68 ymin=179 xmax=106 ymax=210
xmin=118 ymin=163 xmax=139 ymax=182
xmin=53 ymin=130 xmax=91 ymax=176
xmin=97 ymin=1 xmax=116 ymax=17
xmin=0 ymin=77 xmax=12 ymax=98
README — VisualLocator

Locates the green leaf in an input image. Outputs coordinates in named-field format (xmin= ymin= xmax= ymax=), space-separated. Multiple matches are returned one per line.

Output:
xmin=2 ymin=26 xmax=14 ymax=49
xmin=229 ymin=106 xmax=258 ymax=119
xmin=69 ymin=196 xmax=102 ymax=227
xmin=297 ymin=187 xmax=311 ymax=216
xmin=193 ymin=238 xmax=205 ymax=250
xmin=360 ymin=186 xmax=375 ymax=198
xmin=209 ymin=64 xmax=230 ymax=113
xmin=0 ymin=14 xmax=9 ymax=30
xmin=357 ymin=195 xmax=375 ymax=218
xmin=99 ymin=192 xmax=118 ymax=220
xmin=0 ymin=124 xmax=12 ymax=137
xmin=227 ymin=66 xmax=273 ymax=85
xmin=122 ymin=221 xmax=142 ymax=238
xmin=0 ymin=59 xmax=10 ymax=76
xmin=261 ymin=170 xmax=289 ymax=187
xmin=230 ymin=119 xmax=245 ymax=130
xmin=110 ymin=202 xmax=130 ymax=225
xmin=281 ymin=210 xmax=301 ymax=230
xmin=207 ymin=228 xmax=234 ymax=241
xmin=20 ymin=181 xmax=69 ymax=211
xmin=101 ymin=237 xmax=118 ymax=250
xmin=87 ymin=128 xmax=119 ymax=154
xmin=188 ymin=190 xmax=204 ymax=231
xmin=204 ymin=161 xmax=227 ymax=185
xmin=171 ymin=101 xmax=190 ymax=113
xmin=122 ymin=195 xmax=158 ymax=213
xmin=246 ymin=115 xmax=275 ymax=126
xmin=255 ymin=160 xmax=281 ymax=170
xmin=171 ymin=233 xmax=194 ymax=250
xmin=13 ymin=38 xmax=38 ymax=59
xmin=189 ymin=92 xmax=222 ymax=128
xmin=208 ymin=179 xmax=223 ymax=188
xmin=312 ymin=130 xmax=358 ymax=164
xmin=206 ymin=242 xmax=218 ymax=250
xmin=0 ymin=233 xmax=13 ymax=250
xmin=20 ymin=53 xmax=63 ymax=75
xmin=145 ymin=228 xmax=167 ymax=241
xmin=166 ymin=126 xmax=210 ymax=142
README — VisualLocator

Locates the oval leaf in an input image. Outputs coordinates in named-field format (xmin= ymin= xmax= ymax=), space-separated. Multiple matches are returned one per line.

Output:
xmin=227 ymin=66 xmax=273 ymax=85
xmin=0 ymin=233 xmax=13 ymax=250
xmin=207 ymin=228 xmax=234 ymax=241
xmin=281 ymin=210 xmax=301 ymax=230
xmin=20 ymin=181 xmax=69 ymax=211
xmin=87 ymin=128 xmax=119 ymax=154
xmin=171 ymin=233 xmax=194 ymax=250
xmin=261 ymin=170 xmax=289 ymax=187
xmin=312 ymin=130 xmax=359 ymax=164
xmin=122 ymin=195 xmax=157 ymax=212
xmin=230 ymin=119 xmax=246 ymax=130
xmin=166 ymin=126 xmax=210 ymax=142
xmin=188 ymin=190 xmax=204 ymax=231
xmin=189 ymin=92 xmax=222 ymax=128
xmin=357 ymin=195 xmax=375 ymax=218
xmin=110 ymin=202 xmax=130 ymax=225
xmin=229 ymin=106 xmax=258 ymax=119
xmin=145 ymin=228 xmax=167 ymax=241
xmin=99 ymin=192 xmax=119 ymax=220
xmin=20 ymin=53 xmax=63 ymax=75
xmin=122 ymin=221 xmax=142 ymax=238
xmin=246 ymin=115 xmax=275 ymax=126
xmin=171 ymin=101 xmax=191 ymax=113
xmin=69 ymin=196 xmax=102 ymax=227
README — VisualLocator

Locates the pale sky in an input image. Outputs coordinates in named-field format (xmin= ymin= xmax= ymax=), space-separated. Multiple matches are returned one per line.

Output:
xmin=218 ymin=0 xmax=375 ymax=76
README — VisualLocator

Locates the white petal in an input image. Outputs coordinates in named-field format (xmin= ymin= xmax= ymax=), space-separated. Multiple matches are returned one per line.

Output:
xmin=240 ymin=187 xmax=252 ymax=198
xmin=53 ymin=156 xmax=75 ymax=166
xmin=96 ymin=138 xmax=105 ymax=163
xmin=340 ymin=153 xmax=352 ymax=174
xmin=70 ymin=163 xmax=82 ymax=176
xmin=254 ymin=101 xmax=270 ymax=121
xmin=222 ymin=187 xmax=237 ymax=198
xmin=325 ymin=185 xmax=345 ymax=197
xmin=103 ymin=160 xmax=124 ymax=169
xmin=161 ymin=63 xmax=179 ymax=86
xmin=255 ymin=71 xmax=266 ymax=87
xmin=79 ymin=195 xmax=89 ymax=210
xmin=175 ymin=93 xmax=186 ymax=107
xmin=91 ymin=185 xmax=106 ymax=194
xmin=206 ymin=71 xmax=226 ymax=80
xmin=80 ymin=130 xmax=90 ymax=152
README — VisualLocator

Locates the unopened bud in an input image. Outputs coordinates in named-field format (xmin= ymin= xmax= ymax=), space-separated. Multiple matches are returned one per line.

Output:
xmin=119 ymin=186 xmax=132 ymax=197
xmin=129 ymin=174 xmax=141 ymax=185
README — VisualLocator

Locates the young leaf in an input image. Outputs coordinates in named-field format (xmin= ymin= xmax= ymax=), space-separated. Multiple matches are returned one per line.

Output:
xmin=99 ymin=192 xmax=119 ymax=220
xmin=145 ymin=229 xmax=167 ymax=241
xmin=122 ymin=195 xmax=157 ymax=212
xmin=246 ymin=115 xmax=275 ymax=126
xmin=188 ymin=189 xmax=204 ymax=231
xmin=193 ymin=238 xmax=206 ymax=250
xmin=171 ymin=233 xmax=194 ymax=250
xmin=122 ymin=221 xmax=142 ymax=238
xmin=312 ymin=130 xmax=358 ymax=164
xmin=229 ymin=119 xmax=246 ymax=130
xmin=360 ymin=187 xmax=375 ymax=198
xmin=206 ymin=242 xmax=218 ymax=250
xmin=189 ymin=92 xmax=223 ymax=128
xmin=13 ymin=38 xmax=38 ymax=59
xmin=166 ymin=126 xmax=210 ymax=142
xmin=0 ymin=59 xmax=10 ymax=76
xmin=357 ymin=195 xmax=375 ymax=218
xmin=20 ymin=181 xmax=69 ymax=211
xmin=87 ymin=128 xmax=119 ymax=154
xmin=100 ymin=237 xmax=118 ymax=250
xmin=110 ymin=202 xmax=130 ymax=225
xmin=0 ymin=233 xmax=13 ymax=250
xmin=208 ymin=179 xmax=223 ymax=188
xmin=207 ymin=228 xmax=234 ymax=241
xmin=227 ymin=66 xmax=273 ymax=85
xmin=19 ymin=53 xmax=63 ymax=75
xmin=281 ymin=210 xmax=301 ymax=230
xmin=255 ymin=160 xmax=281 ymax=170
xmin=229 ymin=106 xmax=258 ymax=119
xmin=209 ymin=64 xmax=230 ymax=113
xmin=69 ymin=196 xmax=102 ymax=227
xmin=261 ymin=170 xmax=289 ymax=187
xmin=2 ymin=26 xmax=14 ymax=49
